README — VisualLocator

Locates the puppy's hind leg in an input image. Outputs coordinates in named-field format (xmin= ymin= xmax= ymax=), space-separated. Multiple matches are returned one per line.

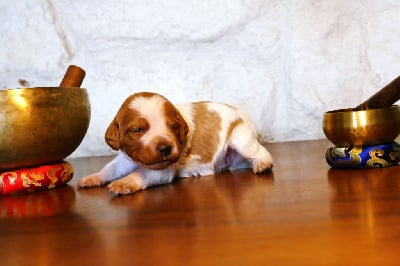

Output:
xmin=228 ymin=121 xmax=273 ymax=174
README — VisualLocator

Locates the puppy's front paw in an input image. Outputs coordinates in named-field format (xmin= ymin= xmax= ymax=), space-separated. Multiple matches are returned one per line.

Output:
xmin=77 ymin=174 xmax=105 ymax=188
xmin=107 ymin=174 xmax=144 ymax=195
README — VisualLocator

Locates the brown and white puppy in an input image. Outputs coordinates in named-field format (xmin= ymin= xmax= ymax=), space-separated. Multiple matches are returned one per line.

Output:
xmin=77 ymin=92 xmax=273 ymax=195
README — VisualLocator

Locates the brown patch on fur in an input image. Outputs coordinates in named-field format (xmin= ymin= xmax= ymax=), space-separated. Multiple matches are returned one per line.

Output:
xmin=227 ymin=118 xmax=244 ymax=140
xmin=163 ymin=100 xmax=189 ymax=145
xmin=190 ymin=102 xmax=222 ymax=163
xmin=105 ymin=107 xmax=144 ymax=150
xmin=105 ymin=118 xmax=120 ymax=150
xmin=104 ymin=92 xmax=155 ymax=150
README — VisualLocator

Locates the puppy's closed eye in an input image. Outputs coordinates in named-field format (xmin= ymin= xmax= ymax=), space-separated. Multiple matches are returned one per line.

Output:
xmin=169 ymin=123 xmax=180 ymax=131
xmin=130 ymin=127 xmax=145 ymax=134
xmin=126 ymin=119 xmax=149 ymax=137
xmin=125 ymin=128 xmax=146 ymax=140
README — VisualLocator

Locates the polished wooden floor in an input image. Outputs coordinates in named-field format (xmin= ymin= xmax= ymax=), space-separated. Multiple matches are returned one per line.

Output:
xmin=1 ymin=140 xmax=400 ymax=265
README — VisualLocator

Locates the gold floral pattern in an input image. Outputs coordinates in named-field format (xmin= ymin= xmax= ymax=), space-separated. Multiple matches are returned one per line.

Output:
xmin=326 ymin=142 xmax=400 ymax=169
xmin=0 ymin=162 xmax=74 ymax=194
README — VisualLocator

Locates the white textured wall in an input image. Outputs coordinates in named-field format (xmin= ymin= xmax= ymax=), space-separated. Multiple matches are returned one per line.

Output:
xmin=1 ymin=0 xmax=400 ymax=158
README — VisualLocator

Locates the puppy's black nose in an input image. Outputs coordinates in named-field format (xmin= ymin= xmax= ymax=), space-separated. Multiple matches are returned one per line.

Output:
xmin=157 ymin=145 xmax=172 ymax=157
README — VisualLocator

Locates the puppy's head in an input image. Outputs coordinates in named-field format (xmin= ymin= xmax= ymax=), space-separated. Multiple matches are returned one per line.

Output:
xmin=105 ymin=92 xmax=188 ymax=170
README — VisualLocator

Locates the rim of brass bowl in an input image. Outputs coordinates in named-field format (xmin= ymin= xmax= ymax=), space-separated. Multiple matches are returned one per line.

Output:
xmin=322 ymin=105 xmax=400 ymax=147
xmin=0 ymin=87 xmax=91 ymax=170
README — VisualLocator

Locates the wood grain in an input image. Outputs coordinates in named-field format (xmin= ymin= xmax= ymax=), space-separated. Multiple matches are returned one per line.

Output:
xmin=1 ymin=140 xmax=400 ymax=265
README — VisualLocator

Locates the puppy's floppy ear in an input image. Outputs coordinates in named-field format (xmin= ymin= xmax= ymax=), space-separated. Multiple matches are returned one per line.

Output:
xmin=177 ymin=111 xmax=189 ymax=144
xmin=105 ymin=118 xmax=120 ymax=150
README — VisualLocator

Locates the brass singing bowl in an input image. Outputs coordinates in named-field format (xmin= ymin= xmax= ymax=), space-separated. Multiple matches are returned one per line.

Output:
xmin=323 ymin=105 xmax=400 ymax=147
xmin=0 ymin=87 xmax=91 ymax=170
